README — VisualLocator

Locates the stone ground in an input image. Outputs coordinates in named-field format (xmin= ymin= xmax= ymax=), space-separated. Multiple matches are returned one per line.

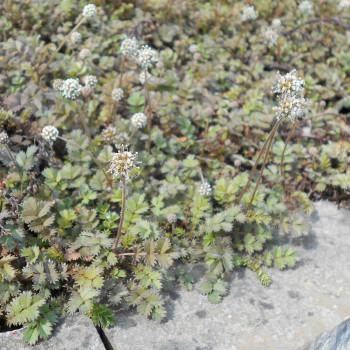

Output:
xmin=1 ymin=201 xmax=349 ymax=350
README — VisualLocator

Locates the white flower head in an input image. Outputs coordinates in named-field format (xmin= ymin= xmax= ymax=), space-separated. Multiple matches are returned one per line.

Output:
xmin=120 ymin=37 xmax=138 ymax=56
xmin=131 ymin=112 xmax=147 ymax=129
xmin=298 ymin=0 xmax=313 ymax=13
xmin=167 ymin=213 xmax=177 ymax=224
xmin=241 ymin=6 xmax=258 ymax=22
xmin=139 ymin=70 xmax=152 ymax=85
xmin=61 ymin=78 xmax=82 ymax=100
xmin=275 ymin=96 xmax=309 ymax=123
xmin=274 ymin=70 xmax=305 ymax=97
xmin=70 ymin=32 xmax=82 ymax=44
xmin=198 ymin=181 xmax=212 ymax=197
xmin=83 ymin=75 xmax=98 ymax=88
xmin=263 ymin=27 xmax=279 ymax=47
xmin=53 ymin=79 xmax=64 ymax=91
xmin=272 ymin=19 xmax=281 ymax=29
xmin=108 ymin=145 xmax=140 ymax=182
xmin=338 ymin=0 xmax=350 ymax=9
xmin=41 ymin=126 xmax=59 ymax=143
xmin=102 ymin=125 xmax=118 ymax=143
xmin=0 ymin=131 xmax=9 ymax=145
xmin=189 ymin=44 xmax=199 ymax=53
xmin=137 ymin=45 xmax=158 ymax=69
xmin=111 ymin=88 xmax=124 ymax=102
xmin=79 ymin=48 xmax=92 ymax=60
xmin=82 ymin=4 xmax=97 ymax=18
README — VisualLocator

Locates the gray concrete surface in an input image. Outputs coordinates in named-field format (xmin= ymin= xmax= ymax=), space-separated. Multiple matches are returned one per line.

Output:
xmin=0 ymin=313 xmax=105 ymax=350
xmin=105 ymin=201 xmax=350 ymax=350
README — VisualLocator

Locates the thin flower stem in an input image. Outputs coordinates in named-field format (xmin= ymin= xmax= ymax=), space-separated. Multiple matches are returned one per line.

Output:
xmin=78 ymin=104 xmax=98 ymax=159
xmin=113 ymin=176 xmax=126 ymax=253
xmin=58 ymin=136 xmax=110 ymax=183
xmin=39 ymin=17 xmax=86 ymax=80
xmin=244 ymin=121 xmax=280 ymax=214
xmin=199 ymin=120 xmax=209 ymax=165
xmin=236 ymin=119 xmax=282 ymax=205
xmin=5 ymin=145 xmax=20 ymax=173
xmin=281 ymin=122 xmax=297 ymax=199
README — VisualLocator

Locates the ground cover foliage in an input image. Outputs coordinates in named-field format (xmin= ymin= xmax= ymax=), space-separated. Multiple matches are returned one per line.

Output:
xmin=0 ymin=0 xmax=349 ymax=345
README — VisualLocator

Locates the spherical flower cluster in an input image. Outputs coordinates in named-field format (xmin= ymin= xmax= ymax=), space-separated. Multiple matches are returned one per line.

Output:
xmin=167 ymin=213 xmax=177 ymax=224
xmin=82 ymin=4 xmax=97 ymax=18
xmin=82 ymin=86 xmax=93 ymax=97
xmin=198 ymin=181 xmax=212 ymax=197
xmin=111 ymin=88 xmax=124 ymax=102
xmin=272 ymin=19 xmax=281 ymax=29
xmin=83 ymin=75 xmax=98 ymax=88
xmin=53 ymin=79 xmax=64 ymax=91
xmin=274 ymin=70 xmax=305 ymax=97
xmin=241 ymin=6 xmax=257 ymax=22
xmin=139 ymin=70 xmax=152 ymax=85
xmin=70 ymin=32 xmax=82 ymax=44
xmin=131 ymin=112 xmax=147 ymax=129
xmin=41 ymin=126 xmax=59 ymax=143
xmin=262 ymin=27 xmax=279 ymax=47
xmin=61 ymin=78 xmax=82 ymax=100
xmin=338 ymin=0 xmax=350 ymax=9
xmin=120 ymin=37 xmax=138 ymax=56
xmin=108 ymin=145 xmax=140 ymax=182
xmin=79 ymin=48 xmax=91 ymax=60
xmin=102 ymin=125 xmax=118 ymax=143
xmin=274 ymin=96 xmax=308 ymax=123
xmin=0 ymin=131 xmax=9 ymax=145
xmin=189 ymin=44 xmax=199 ymax=53
xmin=298 ymin=0 xmax=313 ymax=13
xmin=137 ymin=45 xmax=158 ymax=69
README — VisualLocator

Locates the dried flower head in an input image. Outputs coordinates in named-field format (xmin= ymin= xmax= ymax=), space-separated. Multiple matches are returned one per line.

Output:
xmin=108 ymin=145 xmax=140 ymax=182
xmin=102 ymin=125 xmax=118 ymax=143
xmin=83 ymin=75 xmax=98 ymax=88
xmin=198 ymin=181 xmax=212 ymax=197
xmin=82 ymin=4 xmax=97 ymax=18
xmin=131 ymin=112 xmax=147 ymax=129
xmin=263 ymin=27 xmax=279 ymax=47
xmin=275 ymin=96 xmax=309 ymax=123
xmin=137 ymin=45 xmax=158 ymax=69
xmin=61 ymin=78 xmax=82 ymax=100
xmin=0 ymin=131 xmax=9 ymax=145
xmin=79 ymin=48 xmax=92 ymax=60
xmin=41 ymin=126 xmax=59 ymax=143
xmin=53 ymin=79 xmax=64 ymax=91
xmin=139 ymin=71 xmax=151 ymax=85
xmin=82 ymin=86 xmax=93 ymax=97
xmin=167 ymin=213 xmax=177 ymax=224
xmin=298 ymin=0 xmax=313 ymax=13
xmin=274 ymin=70 xmax=305 ymax=97
xmin=241 ymin=6 xmax=257 ymax=22
xmin=111 ymin=88 xmax=124 ymax=102
xmin=70 ymin=32 xmax=82 ymax=44
xmin=120 ymin=37 xmax=138 ymax=56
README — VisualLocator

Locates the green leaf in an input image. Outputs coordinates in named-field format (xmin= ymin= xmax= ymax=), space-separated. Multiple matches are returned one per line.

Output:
xmin=208 ymin=291 xmax=221 ymax=304
xmin=23 ymin=327 xmax=39 ymax=345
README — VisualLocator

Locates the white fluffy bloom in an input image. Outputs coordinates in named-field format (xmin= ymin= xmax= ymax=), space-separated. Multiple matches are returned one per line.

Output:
xmin=131 ymin=112 xmax=147 ymax=129
xmin=139 ymin=70 xmax=152 ymax=85
xmin=338 ymin=0 xmax=350 ymax=9
xmin=108 ymin=145 xmax=140 ymax=182
xmin=70 ymin=32 xmax=82 ymax=44
xmin=167 ymin=213 xmax=177 ymax=224
xmin=0 ymin=131 xmax=9 ymax=145
xmin=189 ymin=44 xmax=199 ymax=53
xmin=61 ymin=78 xmax=82 ymax=99
xmin=241 ymin=6 xmax=257 ymax=22
xmin=102 ymin=125 xmax=118 ymax=143
xmin=272 ymin=19 xmax=281 ymax=29
xmin=120 ymin=37 xmax=138 ymax=56
xmin=83 ymin=75 xmax=98 ymax=88
xmin=53 ymin=79 xmax=64 ymax=91
xmin=198 ymin=181 xmax=212 ymax=197
xmin=274 ymin=70 xmax=305 ymax=97
xmin=275 ymin=96 xmax=309 ymax=123
xmin=298 ymin=0 xmax=313 ymax=13
xmin=82 ymin=4 xmax=97 ymax=18
xmin=79 ymin=48 xmax=91 ymax=60
xmin=111 ymin=88 xmax=124 ymax=102
xmin=263 ymin=27 xmax=279 ymax=47
xmin=41 ymin=126 xmax=59 ymax=143
xmin=137 ymin=45 xmax=158 ymax=69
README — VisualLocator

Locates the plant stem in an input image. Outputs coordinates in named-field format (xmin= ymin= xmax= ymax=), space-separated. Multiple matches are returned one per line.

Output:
xmin=236 ymin=119 xmax=282 ymax=205
xmin=113 ymin=176 xmax=126 ymax=253
xmin=143 ymin=69 xmax=152 ymax=154
xmin=281 ymin=122 xmax=297 ymax=199
xmin=38 ymin=16 xmax=86 ymax=80
xmin=199 ymin=120 xmax=209 ymax=165
xmin=5 ymin=145 xmax=20 ymax=173
xmin=244 ymin=120 xmax=281 ymax=213
xmin=78 ymin=104 xmax=98 ymax=159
